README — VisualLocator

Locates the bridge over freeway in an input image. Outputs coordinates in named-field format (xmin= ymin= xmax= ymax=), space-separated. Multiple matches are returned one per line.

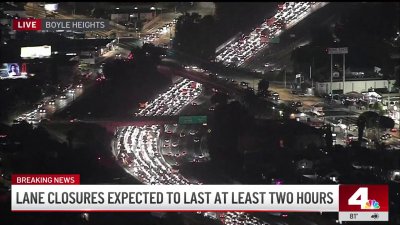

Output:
xmin=48 ymin=115 xmax=208 ymax=133
xmin=158 ymin=64 xmax=235 ymax=94
xmin=157 ymin=62 xmax=251 ymax=103
xmin=47 ymin=116 xmax=177 ymax=132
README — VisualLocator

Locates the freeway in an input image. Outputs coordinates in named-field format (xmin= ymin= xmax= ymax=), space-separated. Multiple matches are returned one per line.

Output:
xmin=11 ymin=83 xmax=84 ymax=126
xmin=111 ymin=73 xmax=272 ymax=224
xmin=112 ymin=79 xmax=219 ymax=223
xmin=158 ymin=64 xmax=235 ymax=95
xmin=113 ymin=78 xmax=206 ymax=182
xmin=10 ymin=38 xmax=125 ymax=127
xmin=241 ymin=2 xmax=354 ymax=72
xmin=157 ymin=60 xmax=268 ymax=102
xmin=215 ymin=2 xmax=328 ymax=67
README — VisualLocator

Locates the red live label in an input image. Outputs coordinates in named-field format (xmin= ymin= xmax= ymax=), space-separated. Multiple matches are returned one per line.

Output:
xmin=11 ymin=174 xmax=80 ymax=185
xmin=12 ymin=19 xmax=42 ymax=31
xmin=339 ymin=185 xmax=388 ymax=212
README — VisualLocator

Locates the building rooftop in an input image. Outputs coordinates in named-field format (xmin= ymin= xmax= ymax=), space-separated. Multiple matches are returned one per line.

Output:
xmin=319 ymin=77 xmax=395 ymax=83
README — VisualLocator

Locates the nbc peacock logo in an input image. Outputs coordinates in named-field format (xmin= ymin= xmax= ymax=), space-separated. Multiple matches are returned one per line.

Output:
xmin=363 ymin=199 xmax=380 ymax=210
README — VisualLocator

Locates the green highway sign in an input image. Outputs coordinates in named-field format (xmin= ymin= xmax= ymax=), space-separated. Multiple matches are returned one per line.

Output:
xmin=270 ymin=37 xmax=280 ymax=44
xmin=178 ymin=116 xmax=207 ymax=124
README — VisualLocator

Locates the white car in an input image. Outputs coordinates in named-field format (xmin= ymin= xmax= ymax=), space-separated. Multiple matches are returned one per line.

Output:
xmin=172 ymin=142 xmax=179 ymax=147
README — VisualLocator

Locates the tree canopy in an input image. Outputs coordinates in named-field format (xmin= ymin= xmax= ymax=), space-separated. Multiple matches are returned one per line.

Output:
xmin=356 ymin=111 xmax=394 ymax=141
xmin=257 ymin=79 xmax=269 ymax=94
xmin=173 ymin=13 xmax=218 ymax=59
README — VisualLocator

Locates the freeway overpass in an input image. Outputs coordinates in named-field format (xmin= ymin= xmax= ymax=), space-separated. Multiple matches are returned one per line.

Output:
xmin=157 ymin=62 xmax=250 ymax=102
xmin=48 ymin=115 xmax=178 ymax=132
xmin=158 ymin=64 xmax=232 ymax=93
xmin=47 ymin=115 xmax=208 ymax=133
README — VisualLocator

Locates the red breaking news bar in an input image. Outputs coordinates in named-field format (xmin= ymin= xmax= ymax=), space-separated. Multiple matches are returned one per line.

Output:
xmin=11 ymin=174 xmax=80 ymax=185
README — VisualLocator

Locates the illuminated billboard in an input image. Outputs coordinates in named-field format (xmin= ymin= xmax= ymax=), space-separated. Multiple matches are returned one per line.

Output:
xmin=44 ymin=3 xmax=58 ymax=12
xmin=21 ymin=45 xmax=52 ymax=59
xmin=0 ymin=63 xmax=28 ymax=80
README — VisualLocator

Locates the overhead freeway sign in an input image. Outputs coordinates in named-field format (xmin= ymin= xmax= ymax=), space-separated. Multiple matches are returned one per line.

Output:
xmin=178 ymin=116 xmax=207 ymax=125
xmin=269 ymin=36 xmax=280 ymax=44
xmin=327 ymin=47 xmax=348 ymax=54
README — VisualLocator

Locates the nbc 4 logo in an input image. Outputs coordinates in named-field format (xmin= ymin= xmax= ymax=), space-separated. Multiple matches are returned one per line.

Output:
xmin=348 ymin=187 xmax=380 ymax=210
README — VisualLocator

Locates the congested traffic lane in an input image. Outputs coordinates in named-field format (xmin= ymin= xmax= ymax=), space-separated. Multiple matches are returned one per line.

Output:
xmin=215 ymin=2 xmax=325 ymax=67
xmin=223 ymin=212 xmax=269 ymax=225
xmin=115 ymin=78 xmax=206 ymax=183
xmin=114 ymin=77 xmax=270 ymax=225
xmin=136 ymin=78 xmax=202 ymax=117
xmin=114 ymin=78 xmax=206 ymax=185
xmin=158 ymin=63 xmax=241 ymax=98
xmin=143 ymin=18 xmax=178 ymax=47
xmin=13 ymin=84 xmax=84 ymax=126
xmin=161 ymin=124 xmax=210 ymax=166
xmin=12 ymin=39 xmax=127 ymax=127
xmin=116 ymin=125 xmax=191 ymax=185
xmin=215 ymin=2 xmax=316 ymax=66
xmin=113 ymin=77 xmax=274 ymax=225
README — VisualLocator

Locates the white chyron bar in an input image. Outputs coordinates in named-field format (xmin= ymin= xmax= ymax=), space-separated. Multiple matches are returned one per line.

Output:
xmin=12 ymin=185 xmax=339 ymax=211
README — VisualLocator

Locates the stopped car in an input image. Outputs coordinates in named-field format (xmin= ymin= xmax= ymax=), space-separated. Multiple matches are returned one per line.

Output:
xmin=172 ymin=142 xmax=179 ymax=147
xmin=193 ymin=136 xmax=200 ymax=143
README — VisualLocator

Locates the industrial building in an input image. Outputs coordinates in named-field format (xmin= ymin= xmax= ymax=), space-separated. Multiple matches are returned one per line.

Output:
xmin=316 ymin=79 xmax=396 ymax=95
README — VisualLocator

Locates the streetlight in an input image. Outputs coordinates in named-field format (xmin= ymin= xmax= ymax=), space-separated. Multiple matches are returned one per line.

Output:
xmin=150 ymin=6 xmax=156 ymax=17
xmin=283 ymin=65 xmax=287 ymax=89
xmin=115 ymin=8 xmax=120 ymax=26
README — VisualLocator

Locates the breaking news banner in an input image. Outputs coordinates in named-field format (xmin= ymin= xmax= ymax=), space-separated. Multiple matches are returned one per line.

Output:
xmin=12 ymin=19 xmax=109 ymax=31
xmin=11 ymin=175 xmax=388 ymax=222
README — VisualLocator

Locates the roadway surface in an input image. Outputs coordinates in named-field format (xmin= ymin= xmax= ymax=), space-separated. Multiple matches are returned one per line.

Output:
xmin=241 ymin=2 xmax=354 ymax=72
xmin=215 ymin=2 xmax=328 ymax=68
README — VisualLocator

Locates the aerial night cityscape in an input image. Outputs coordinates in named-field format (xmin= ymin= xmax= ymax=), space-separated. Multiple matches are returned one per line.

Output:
xmin=0 ymin=2 xmax=399 ymax=225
